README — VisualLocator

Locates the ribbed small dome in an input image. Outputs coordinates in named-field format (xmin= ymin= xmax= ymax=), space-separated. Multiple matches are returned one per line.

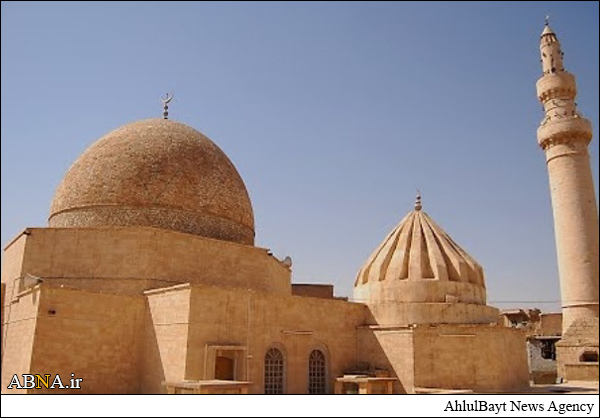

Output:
xmin=353 ymin=199 xmax=497 ymax=325
xmin=355 ymin=207 xmax=484 ymax=287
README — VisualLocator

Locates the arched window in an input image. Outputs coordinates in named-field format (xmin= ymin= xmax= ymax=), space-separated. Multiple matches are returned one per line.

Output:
xmin=308 ymin=350 xmax=327 ymax=394
xmin=265 ymin=348 xmax=285 ymax=394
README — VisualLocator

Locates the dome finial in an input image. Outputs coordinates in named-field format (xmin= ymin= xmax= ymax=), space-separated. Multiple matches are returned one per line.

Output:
xmin=415 ymin=190 xmax=422 ymax=211
xmin=545 ymin=14 xmax=550 ymax=26
xmin=161 ymin=93 xmax=174 ymax=119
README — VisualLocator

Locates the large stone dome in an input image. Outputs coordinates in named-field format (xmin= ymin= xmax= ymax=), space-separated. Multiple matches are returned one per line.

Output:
xmin=49 ymin=118 xmax=255 ymax=245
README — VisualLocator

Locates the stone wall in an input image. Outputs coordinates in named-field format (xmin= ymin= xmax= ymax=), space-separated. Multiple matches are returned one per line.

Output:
xmin=412 ymin=324 xmax=529 ymax=393
xmin=292 ymin=284 xmax=335 ymax=299
xmin=563 ymin=363 xmax=599 ymax=381
xmin=357 ymin=327 xmax=415 ymax=393
xmin=0 ymin=286 xmax=38 ymax=394
xmin=2 ymin=285 xmax=146 ymax=394
xmin=364 ymin=301 xmax=499 ymax=327
xmin=527 ymin=338 xmax=558 ymax=384
xmin=556 ymin=317 xmax=599 ymax=381
xmin=1 ymin=227 xmax=538 ymax=395
xmin=3 ymin=227 xmax=291 ymax=296
xmin=141 ymin=286 xmax=192 ymax=394
xmin=33 ymin=286 xmax=144 ymax=394
xmin=557 ymin=344 xmax=600 ymax=381
xmin=141 ymin=284 xmax=369 ymax=395
xmin=1 ymin=232 xmax=28 ymax=364
xmin=540 ymin=313 xmax=562 ymax=336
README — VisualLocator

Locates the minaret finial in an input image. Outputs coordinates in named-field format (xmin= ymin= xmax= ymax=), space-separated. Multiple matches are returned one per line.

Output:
xmin=161 ymin=93 xmax=174 ymax=119
xmin=545 ymin=14 xmax=550 ymax=26
xmin=415 ymin=190 xmax=422 ymax=211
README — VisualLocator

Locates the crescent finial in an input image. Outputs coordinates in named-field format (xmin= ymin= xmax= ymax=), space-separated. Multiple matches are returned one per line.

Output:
xmin=161 ymin=93 xmax=173 ymax=105
xmin=161 ymin=93 xmax=174 ymax=119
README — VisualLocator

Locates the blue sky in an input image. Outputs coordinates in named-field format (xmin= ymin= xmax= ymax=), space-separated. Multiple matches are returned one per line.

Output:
xmin=1 ymin=1 xmax=598 ymax=311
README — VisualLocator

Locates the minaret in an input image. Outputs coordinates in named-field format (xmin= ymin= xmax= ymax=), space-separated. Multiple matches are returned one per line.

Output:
xmin=536 ymin=20 xmax=599 ymax=333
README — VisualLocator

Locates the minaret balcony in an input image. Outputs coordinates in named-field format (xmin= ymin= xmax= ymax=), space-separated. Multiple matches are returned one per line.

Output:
xmin=536 ymin=72 xmax=576 ymax=102
xmin=537 ymin=117 xmax=592 ymax=149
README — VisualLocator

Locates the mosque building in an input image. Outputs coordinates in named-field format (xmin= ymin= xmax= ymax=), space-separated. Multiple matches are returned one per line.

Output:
xmin=0 ymin=22 xmax=597 ymax=394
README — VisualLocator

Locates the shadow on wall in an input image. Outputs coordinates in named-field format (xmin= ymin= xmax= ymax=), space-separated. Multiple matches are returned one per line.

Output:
xmin=355 ymin=324 xmax=410 ymax=395
xmin=141 ymin=301 xmax=166 ymax=395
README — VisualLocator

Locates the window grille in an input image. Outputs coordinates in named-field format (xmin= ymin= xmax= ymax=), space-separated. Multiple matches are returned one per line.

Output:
xmin=308 ymin=350 xmax=327 ymax=394
xmin=265 ymin=348 xmax=285 ymax=394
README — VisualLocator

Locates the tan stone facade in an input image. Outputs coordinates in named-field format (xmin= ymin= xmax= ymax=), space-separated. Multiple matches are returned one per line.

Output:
xmin=1 ymin=221 xmax=528 ymax=394
xmin=556 ymin=318 xmax=599 ymax=382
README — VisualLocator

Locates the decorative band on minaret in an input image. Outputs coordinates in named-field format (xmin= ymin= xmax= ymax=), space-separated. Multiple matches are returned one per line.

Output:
xmin=536 ymin=20 xmax=600 ymax=333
